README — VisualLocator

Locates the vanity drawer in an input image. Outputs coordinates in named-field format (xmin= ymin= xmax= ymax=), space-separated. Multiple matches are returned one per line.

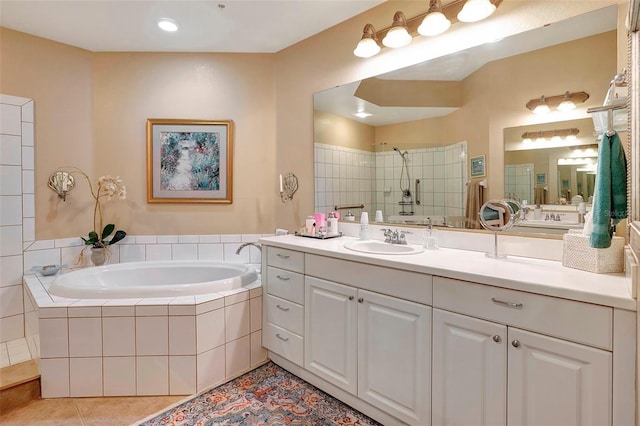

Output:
xmin=266 ymin=294 xmax=304 ymax=336
xmin=266 ymin=267 xmax=304 ymax=304
xmin=264 ymin=323 xmax=304 ymax=366
xmin=433 ymin=276 xmax=613 ymax=350
xmin=267 ymin=247 xmax=304 ymax=273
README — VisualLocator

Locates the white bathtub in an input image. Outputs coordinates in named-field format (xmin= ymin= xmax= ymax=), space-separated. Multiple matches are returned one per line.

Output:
xmin=48 ymin=260 xmax=259 ymax=299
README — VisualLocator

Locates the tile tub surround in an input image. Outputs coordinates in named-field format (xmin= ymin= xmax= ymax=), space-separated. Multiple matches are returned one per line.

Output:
xmin=24 ymin=270 xmax=266 ymax=398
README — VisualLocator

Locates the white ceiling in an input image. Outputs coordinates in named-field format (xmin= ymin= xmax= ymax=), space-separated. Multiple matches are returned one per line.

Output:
xmin=313 ymin=5 xmax=618 ymax=126
xmin=0 ymin=0 xmax=384 ymax=53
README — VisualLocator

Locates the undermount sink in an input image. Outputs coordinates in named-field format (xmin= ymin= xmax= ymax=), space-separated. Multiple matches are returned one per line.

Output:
xmin=343 ymin=240 xmax=425 ymax=255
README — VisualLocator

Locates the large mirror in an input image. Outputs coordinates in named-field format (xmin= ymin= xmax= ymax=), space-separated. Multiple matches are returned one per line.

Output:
xmin=313 ymin=5 xmax=620 ymax=235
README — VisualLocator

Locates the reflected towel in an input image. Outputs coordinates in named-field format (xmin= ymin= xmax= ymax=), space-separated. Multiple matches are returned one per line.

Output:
xmin=465 ymin=181 xmax=484 ymax=229
xmin=534 ymin=186 xmax=547 ymax=205
xmin=590 ymin=132 xmax=627 ymax=248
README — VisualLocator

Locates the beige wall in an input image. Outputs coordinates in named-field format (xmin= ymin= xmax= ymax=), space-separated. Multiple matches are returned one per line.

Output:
xmin=1 ymin=29 xmax=276 ymax=238
xmin=314 ymin=111 xmax=374 ymax=151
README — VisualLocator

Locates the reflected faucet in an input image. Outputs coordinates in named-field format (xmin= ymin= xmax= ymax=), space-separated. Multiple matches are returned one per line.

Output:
xmin=235 ymin=242 xmax=262 ymax=255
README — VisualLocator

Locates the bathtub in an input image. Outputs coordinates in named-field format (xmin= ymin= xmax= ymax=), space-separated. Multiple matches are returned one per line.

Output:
xmin=48 ymin=260 xmax=259 ymax=299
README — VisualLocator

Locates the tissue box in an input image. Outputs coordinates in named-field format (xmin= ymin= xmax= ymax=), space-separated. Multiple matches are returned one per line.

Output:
xmin=562 ymin=230 xmax=624 ymax=273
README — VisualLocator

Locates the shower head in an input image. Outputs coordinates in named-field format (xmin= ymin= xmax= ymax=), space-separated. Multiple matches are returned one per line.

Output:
xmin=393 ymin=147 xmax=408 ymax=158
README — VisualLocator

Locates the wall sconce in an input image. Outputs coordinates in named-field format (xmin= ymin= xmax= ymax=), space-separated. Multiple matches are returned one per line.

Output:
xmin=525 ymin=91 xmax=589 ymax=114
xmin=280 ymin=173 xmax=298 ymax=203
xmin=354 ymin=0 xmax=502 ymax=58
xmin=48 ymin=171 xmax=76 ymax=201
xmin=521 ymin=128 xmax=580 ymax=143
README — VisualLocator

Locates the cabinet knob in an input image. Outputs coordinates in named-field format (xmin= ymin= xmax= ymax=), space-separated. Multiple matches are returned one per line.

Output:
xmin=348 ymin=296 xmax=354 ymax=301
xmin=358 ymin=298 xmax=364 ymax=303
xmin=511 ymin=340 xmax=521 ymax=348
xmin=492 ymin=335 xmax=502 ymax=343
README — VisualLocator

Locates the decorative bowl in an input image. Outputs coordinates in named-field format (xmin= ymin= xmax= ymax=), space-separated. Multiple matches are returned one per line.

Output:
xmin=32 ymin=264 xmax=65 ymax=276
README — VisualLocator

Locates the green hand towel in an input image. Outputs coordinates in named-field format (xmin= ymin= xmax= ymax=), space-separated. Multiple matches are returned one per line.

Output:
xmin=590 ymin=132 xmax=627 ymax=248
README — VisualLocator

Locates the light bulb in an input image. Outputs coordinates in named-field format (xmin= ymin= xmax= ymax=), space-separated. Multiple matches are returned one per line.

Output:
xmin=158 ymin=19 xmax=178 ymax=32
xmin=533 ymin=96 xmax=550 ymax=114
xmin=557 ymin=92 xmax=576 ymax=111
xmin=383 ymin=26 xmax=412 ymax=48
xmin=457 ymin=0 xmax=497 ymax=23
xmin=418 ymin=11 xmax=451 ymax=36
xmin=354 ymin=38 xmax=381 ymax=58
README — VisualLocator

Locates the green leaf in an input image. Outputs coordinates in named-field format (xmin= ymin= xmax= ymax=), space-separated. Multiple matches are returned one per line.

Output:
xmin=107 ymin=230 xmax=127 ymax=245
xmin=101 ymin=224 xmax=115 ymax=240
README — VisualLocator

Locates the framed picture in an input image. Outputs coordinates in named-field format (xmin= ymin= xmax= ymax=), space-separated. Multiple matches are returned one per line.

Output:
xmin=146 ymin=119 xmax=233 ymax=204
xmin=536 ymin=173 xmax=546 ymax=185
xmin=470 ymin=155 xmax=486 ymax=178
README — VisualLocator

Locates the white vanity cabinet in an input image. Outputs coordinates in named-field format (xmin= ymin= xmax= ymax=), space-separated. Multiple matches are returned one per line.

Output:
xmin=263 ymin=247 xmax=305 ymax=366
xmin=433 ymin=277 xmax=614 ymax=426
xmin=304 ymin=255 xmax=432 ymax=426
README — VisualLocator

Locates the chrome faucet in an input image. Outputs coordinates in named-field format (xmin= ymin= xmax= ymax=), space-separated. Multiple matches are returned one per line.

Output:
xmin=235 ymin=242 xmax=262 ymax=255
xmin=380 ymin=229 xmax=410 ymax=245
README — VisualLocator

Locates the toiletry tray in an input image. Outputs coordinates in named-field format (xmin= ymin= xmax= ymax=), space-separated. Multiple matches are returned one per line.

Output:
xmin=294 ymin=232 xmax=342 ymax=240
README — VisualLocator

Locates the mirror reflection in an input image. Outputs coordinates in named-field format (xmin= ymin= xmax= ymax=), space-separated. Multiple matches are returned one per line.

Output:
xmin=313 ymin=6 xmax=618 ymax=235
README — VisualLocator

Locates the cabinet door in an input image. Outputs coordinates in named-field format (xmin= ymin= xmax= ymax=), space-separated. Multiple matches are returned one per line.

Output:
xmin=508 ymin=327 xmax=612 ymax=426
xmin=358 ymin=289 xmax=431 ymax=426
xmin=304 ymin=276 xmax=358 ymax=394
xmin=432 ymin=309 xmax=507 ymax=426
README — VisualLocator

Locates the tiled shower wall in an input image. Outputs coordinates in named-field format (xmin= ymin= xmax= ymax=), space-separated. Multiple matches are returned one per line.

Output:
xmin=504 ymin=163 xmax=534 ymax=205
xmin=0 ymin=94 xmax=34 ymax=343
xmin=314 ymin=142 xmax=467 ymax=220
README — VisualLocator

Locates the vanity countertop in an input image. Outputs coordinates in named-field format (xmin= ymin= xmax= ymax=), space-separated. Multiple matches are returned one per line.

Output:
xmin=259 ymin=235 xmax=636 ymax=311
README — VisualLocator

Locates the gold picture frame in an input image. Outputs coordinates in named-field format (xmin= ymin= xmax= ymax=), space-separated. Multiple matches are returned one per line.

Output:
xmin=146 ymin=119 xmax=233 ymax=204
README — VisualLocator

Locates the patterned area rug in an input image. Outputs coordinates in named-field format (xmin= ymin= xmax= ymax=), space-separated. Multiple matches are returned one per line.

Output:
xmin=136 ymin=362 xmax=381 ymax=425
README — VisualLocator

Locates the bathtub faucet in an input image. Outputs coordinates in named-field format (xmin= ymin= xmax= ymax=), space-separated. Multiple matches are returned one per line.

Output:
xmin=235 ymin=242 xmax=262 ymax=255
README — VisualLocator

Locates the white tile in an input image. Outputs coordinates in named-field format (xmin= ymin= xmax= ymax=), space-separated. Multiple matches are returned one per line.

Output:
xmin=102 ymin=305 xmax=136 ymax=316
xmin=61 ymin=246 xmax=85 ymax=267
xmin=0 ymin=285 xmax=24 ymax=318
xmin=249 ymin=287 xmax=262 ymax=298
xmin=136 ymin=356 xmax=168 ymax=396
xmin=250 ymin=331 xmax=268 ymax=367
xmin=55 ymin=237 xmax=81 ymax=248
xmin=39 ymin=318 xmax=68 ymax=358
xmin=0 ymin=315 xmax=24 ymax=343
xmin=146 ymin=244 xmax=172 ymax=261
xmin=196 ymin=346 xmax=225 ymax=392
xmin=178 ymin=235 xmax=199 ymax=244
xmin=135 ymin=304 xmax=168 ymax=316
xmin=70 ymin=357 xmax=103 ymax=397
xmin=22 ymin=169 xmax=34 ymax=194
xmin=23 ymin=248 xmax=61 ymax=271
xmin=157 ymin=235 xmax=178 ymax=244
xmin=0 ymin=196 xmax=22 ymax=226
xmin=21 ymin=146 xmax=33 ymax=170
xmin=194 ymin=296 xmax=224 ymax=315
xmin=220 ymin=234 xmax=241 ymax=243
xmin=24 ymin=239 xmax=55 ymax=251
xmin=0 ymin=226 xmax=22 ymax=257
xmin=22 ymin=193 xmax=34 ymax=218
xmin=21 ymin=100 xmax=34 ymax=123
xmin=39 ymin=307 xmax=68 ymax=318
xmin=169 ymin=315 xmax=196 ymax=356
xmin=196 ymin=308 xmax=225 ymax=354
xmin=172 ymin=244 xmax=197 ymax=260
xmin=0 ymin=135 xmax=21 ymax=165
xmin=224 ymin=243 xmax=247 ymax=263
xmin=169 ymin=355 xmax=196 ymax=395
xmin=136 ymin=316 xmax=168 ymax=356
xmin=198 ymin=244 xmax=223 ymax=261
xmin=0 ymin=104 xmax=21 ymax=135
xmin=0 ymin=255 xmax=23 ymax=287
xmin=68 ymin=317 xmax=102 ymax=357
xmin=119 ymin=244 xmax=145 ymax=262
xmin=224 ymin=289 xmax=249 ymax=306
xmin=135 ymin=235 xmax=157 ymax=244
xmin=40 ymin=358 xmax=70 ymax=398
xmin=250 ymin=296 xmax=262 ymax=333
xmin=21 ymin=122 xmax=34 ymax=147
xmin=0 ymin=94 xmax=30 ymax=106
xmin=224 ymin=300 xmax=250 ymax=342
xmin=199 ymin=235 xmax=221 ymax=244
xmin=103 ymin=317 xmax=135 ymax=357
xmin=22 ymin=217 xmax=35 ymax=242
xmin=168 ymin=298 xmax=196 ymax=315
xmin=103 ymin=356 xmax=136 ymax=396
xmin=225 ymin=335 xmax=250 ymax=378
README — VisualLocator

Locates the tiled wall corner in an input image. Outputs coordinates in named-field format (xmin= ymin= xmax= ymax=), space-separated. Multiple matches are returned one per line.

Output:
xmin=0 ymin=94 xmax=34 ymax=343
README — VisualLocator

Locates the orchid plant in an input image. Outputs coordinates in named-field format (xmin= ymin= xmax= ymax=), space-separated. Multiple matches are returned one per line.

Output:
xmin=72 ymin=169 xmax=127 ymax=248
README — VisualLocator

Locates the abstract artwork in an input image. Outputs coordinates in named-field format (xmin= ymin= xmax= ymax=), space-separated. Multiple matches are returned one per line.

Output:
xmin=147 ymin=119 xmax=233 ymax=203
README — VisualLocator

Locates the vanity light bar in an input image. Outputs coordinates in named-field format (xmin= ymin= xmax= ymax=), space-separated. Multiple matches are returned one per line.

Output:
xmin=525 ymin=91 xmax=589 ymax=113
xmin=521 ymin=128 xmax=580 ymax=142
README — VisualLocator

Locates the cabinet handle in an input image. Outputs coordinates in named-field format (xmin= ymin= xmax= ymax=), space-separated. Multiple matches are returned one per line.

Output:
xmin=512 ymin=340 xmax=520 ymax=348
xmin=492 ymin=335 xmax=502 ymax=343
xmin=491 ymin=297 xmax=523 ymax=310
xmin=276 ymin=253 xmax=290 ymax=259
xmin=358 ymin=298 xmax=364 ymax=303
xmin=275 ymin=333 xmax=289 ymax=342
xmin=275 ymin=275 xmax=290 ymax=281
xmin=348 ymin=296 xmax=354 ymax=301
xmin=276 ymin=304 xmax=290 ymax=312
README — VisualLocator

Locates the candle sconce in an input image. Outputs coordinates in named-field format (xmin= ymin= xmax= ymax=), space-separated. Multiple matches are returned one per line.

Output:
xmin=280 ymin=173 xmax=298 ymax=202
xmin=48 ymin=171 xmax=76 ymax=201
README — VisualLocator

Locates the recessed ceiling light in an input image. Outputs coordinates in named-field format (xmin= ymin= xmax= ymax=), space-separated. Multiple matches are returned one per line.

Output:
xmin=354 ymin=112 xmax=372 ymax=118
xmin=158 ymin=18 xmax=178 ymax=32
